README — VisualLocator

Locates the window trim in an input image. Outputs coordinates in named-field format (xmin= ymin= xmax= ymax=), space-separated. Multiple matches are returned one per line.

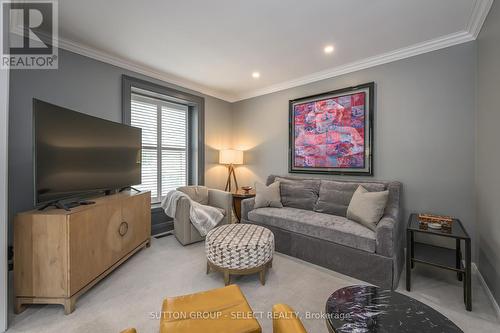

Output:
xmin=122 ymin=75 xmax=205 ymax=196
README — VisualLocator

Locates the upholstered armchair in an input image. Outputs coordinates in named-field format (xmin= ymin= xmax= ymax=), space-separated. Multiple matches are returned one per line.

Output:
xmin=272 ymin=304 xmax=307 ymax=333
xmin=174 ymin=186 xmax=232 ymax=245
xmin=119 ymin=286 xmax=308 ymax=333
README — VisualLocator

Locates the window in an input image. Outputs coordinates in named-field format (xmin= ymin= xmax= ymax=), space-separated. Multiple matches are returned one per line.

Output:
xmin=131 ymin=93 xmax=188 ymax=203
xmin=122 ymin=75 xmax=205 ymax=205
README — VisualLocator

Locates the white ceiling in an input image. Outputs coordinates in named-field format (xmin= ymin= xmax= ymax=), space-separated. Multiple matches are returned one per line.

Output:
xmin=58 ymin=0 xmax=493 ymax=102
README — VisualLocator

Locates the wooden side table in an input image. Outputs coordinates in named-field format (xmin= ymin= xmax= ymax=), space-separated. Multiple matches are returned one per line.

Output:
xmin=232 ymin=189 xmax=256 ymax=222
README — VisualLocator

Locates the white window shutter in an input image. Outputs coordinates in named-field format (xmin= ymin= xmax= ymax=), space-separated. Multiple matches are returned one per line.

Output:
xmin=162 ymin=105 xmax=187 ymax=149
xmin=162 ymin=150 xmax=187 ymax=196
xmin=131 ymin=100 xmax=157 ymax=146
xmin=161 ymin=104 xmax=188 ymax=197
xmin=131 ymin=94 xmax=188 ymax=203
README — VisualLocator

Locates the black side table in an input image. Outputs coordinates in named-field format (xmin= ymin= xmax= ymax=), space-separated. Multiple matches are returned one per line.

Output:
xmin=406 ymin=214 xmax=471 ymax=311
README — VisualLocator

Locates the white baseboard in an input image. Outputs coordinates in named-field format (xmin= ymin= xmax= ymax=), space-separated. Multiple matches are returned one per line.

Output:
xmin=472 ymin=262 xmax=500 ymax=320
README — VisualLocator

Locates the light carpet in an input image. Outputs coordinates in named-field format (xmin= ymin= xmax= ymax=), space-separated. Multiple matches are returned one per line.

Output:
xmin=7 ymin=236 xmax=500 ymax=333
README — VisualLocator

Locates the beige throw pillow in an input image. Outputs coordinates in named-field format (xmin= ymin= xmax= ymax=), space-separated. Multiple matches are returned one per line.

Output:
xmin=254 ymin=182 xmax=283 ymax=209
xmin=347 ymin=186 xmax=389 ymax=231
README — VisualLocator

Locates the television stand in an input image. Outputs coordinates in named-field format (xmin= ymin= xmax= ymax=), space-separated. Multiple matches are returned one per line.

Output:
xmin=119 ymin=186 xmax=141 ymax=193
xmin=38 ymin=200 xmax=81 ymax=211
xmin=38 ymin=199 xmax=96 ymax=211
xmin=15 ymin=191 xmax=151 ymax=314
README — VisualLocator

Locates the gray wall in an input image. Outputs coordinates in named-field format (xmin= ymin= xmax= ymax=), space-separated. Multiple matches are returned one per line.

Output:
xmin=205 ymin=97 xmax=234 ymax=189
xmin=0 ymin=67 xmax=9 ymax=332
xmin=8 ymin=48 xmax=233 ymax=242
xmin=232 ymin=42 xmax=477 ymax=256
xmin=477 ymin=0 xmax=500 ymax=305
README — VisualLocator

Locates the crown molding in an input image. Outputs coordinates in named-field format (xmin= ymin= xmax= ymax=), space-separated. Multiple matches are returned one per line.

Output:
xmin=467 ymin=0 xmax=494 ymax=39
xmin=233 ymin=0 xmax=493 ymax=102
xmin=234 ymin=30 xmax=474 ymax=101
xmin=52 ymin=0 xmax=493 ymax=103
xmin=7 ymin=20 xmax=236 ymax=101
xmin=56 ymin=38 xmax=238 ymax=102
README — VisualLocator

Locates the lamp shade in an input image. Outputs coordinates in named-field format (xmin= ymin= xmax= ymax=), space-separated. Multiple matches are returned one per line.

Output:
xmin=219 ymin=149 xmax=243 ymax=165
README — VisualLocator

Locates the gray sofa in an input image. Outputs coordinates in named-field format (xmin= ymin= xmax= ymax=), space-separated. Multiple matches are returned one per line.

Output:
xmin=241 ymin=175 xmax=403 ymax=289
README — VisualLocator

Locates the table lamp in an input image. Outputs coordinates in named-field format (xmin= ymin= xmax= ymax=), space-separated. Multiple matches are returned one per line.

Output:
xmin=219 ymin=149 xmax=243 ymax=192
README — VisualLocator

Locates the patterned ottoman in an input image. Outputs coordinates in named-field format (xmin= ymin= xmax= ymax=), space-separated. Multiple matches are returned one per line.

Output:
xmin=206 ymin=224 xmax=274 ymax=286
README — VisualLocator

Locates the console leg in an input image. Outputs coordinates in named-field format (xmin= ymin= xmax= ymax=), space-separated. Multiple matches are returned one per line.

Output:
xmin=64 ymin=297 xmax=76 ymax=315
xmin=14 ymin=299 xmax=26 ymax=314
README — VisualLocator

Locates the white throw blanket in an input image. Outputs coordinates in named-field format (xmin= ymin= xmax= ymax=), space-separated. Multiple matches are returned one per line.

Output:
xmin=161 ymin=190 xmax=224 ymax=236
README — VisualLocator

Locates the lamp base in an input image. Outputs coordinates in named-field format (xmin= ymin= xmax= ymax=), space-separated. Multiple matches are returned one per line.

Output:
xmin=224 ymin=164 xmax=239 ymax=193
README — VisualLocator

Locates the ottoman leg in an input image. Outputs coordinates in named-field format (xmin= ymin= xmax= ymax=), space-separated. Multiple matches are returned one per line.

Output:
xmin=224 ymin=270 xmax=231 ymax=286
xmin=259 ymin=267 xmax=266 ymax=286
xmin=206 ymin=261 xmax=210 ymax=274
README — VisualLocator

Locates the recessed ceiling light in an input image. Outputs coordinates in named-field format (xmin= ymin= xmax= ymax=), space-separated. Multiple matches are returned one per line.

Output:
xmin=252 ymin=71 xmax=260 ymax=79
xmin=324 ymin=45 xmax=334 ymax=54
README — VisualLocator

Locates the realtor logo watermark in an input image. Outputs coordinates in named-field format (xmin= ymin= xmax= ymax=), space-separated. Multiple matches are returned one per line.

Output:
xmin=1 ymin=0 xmax=58 ymax=69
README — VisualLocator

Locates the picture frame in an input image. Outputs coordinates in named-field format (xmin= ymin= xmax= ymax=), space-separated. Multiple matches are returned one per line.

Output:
xmin=289 ymin=82 xmax=374 ymax=176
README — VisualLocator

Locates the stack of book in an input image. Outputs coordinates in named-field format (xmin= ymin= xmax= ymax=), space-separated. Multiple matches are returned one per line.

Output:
xmin=418 ymin=213 xmax=453 ymax=231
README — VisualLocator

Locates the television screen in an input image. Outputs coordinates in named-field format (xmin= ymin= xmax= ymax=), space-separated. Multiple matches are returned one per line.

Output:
xmin=34 ymin=99 xmax=142 ymax=204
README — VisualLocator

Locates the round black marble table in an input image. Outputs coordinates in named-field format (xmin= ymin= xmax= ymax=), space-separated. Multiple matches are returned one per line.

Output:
xmin=326 ymin=285 xmax=463 ymax=333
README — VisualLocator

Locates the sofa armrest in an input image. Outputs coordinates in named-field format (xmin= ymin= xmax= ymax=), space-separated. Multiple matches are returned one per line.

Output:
xmin=208 ymin=189 xmax=232 ymax=224
xmin=241 ymin=198 xmax=255 ymax=221
xmin=174 ymin=197 xmax=192 ymax=244
xmin=375 ymin=181 xmax=403 ymax=257
xmin=208 ymin=189 xmax=232 ymax=210
xmin=376 ymin=216 xmax=398 ymax=257
xmin=272 ymin=304 xmax=307 ymax=333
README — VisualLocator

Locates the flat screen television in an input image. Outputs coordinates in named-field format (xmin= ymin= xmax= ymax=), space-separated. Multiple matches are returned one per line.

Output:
xmin=34 ymin=99 xmax=142 ymax=205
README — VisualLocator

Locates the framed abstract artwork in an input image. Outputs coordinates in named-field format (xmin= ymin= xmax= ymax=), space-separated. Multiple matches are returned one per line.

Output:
xmin=289 ymin=82 xmax=374 ymax=175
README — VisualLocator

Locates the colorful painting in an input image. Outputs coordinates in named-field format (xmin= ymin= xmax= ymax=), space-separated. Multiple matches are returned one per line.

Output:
xmin=289 ymin=83 xmax=374 ymax=175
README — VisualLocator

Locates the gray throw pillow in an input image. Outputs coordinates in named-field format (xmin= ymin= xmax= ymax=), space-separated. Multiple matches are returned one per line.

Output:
xmin=276 ymin=177 xmax=320 ymax=211
xmin=254 ymin=181 xmax=283 ymax=209
xmin=347 ymin=186 xmax=389 ymax=231
xmin=314 ymin=180 xmax=385 ymax=217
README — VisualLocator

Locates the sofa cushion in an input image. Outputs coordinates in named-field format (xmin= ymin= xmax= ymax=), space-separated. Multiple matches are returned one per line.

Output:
xmin=248 ymin=207 xmax=376 ymax=253
xmin=275 ymin=177 xmax=320 ymax=211
xmin=347 ymin=186 xmax=389 ymax=231
xmin=254 ymin=181 xmax=283 ymax=208
xmin=314 ymin=180 xmax=385 ymax=217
